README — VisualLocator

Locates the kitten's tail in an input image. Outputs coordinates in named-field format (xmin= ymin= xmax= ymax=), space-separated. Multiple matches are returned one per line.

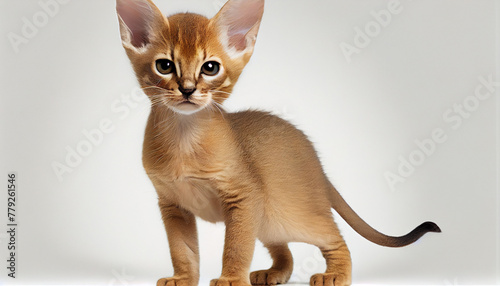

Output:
xmin=328 ymin=184 xmax=441 ymax=247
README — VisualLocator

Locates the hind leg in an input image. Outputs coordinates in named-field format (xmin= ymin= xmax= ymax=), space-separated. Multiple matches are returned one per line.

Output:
xmin=309 ymin=218 xmax=352 ymax=286
xmin=250 ymin=244 xmax=293 ymax=285
xmin=310 ymin=242 xmax=352 ymax=286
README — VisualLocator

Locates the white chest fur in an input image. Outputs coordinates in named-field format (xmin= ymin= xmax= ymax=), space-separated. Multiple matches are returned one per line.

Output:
xmin=145 ymin=113 xmax=226 ymax=223
xmin=170 ymin=178 xmax=224 ymax=223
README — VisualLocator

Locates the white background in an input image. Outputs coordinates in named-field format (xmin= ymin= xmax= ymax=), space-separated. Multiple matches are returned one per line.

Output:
xmin=0 ymin=0 xmax=499 ymax=285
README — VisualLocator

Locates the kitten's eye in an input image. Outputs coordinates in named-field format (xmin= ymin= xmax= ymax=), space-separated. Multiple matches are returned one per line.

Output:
xmin=201 ymin=61 xmax=220 ymax=76
xmin=156 ymin=59 xmax=175 ymax=75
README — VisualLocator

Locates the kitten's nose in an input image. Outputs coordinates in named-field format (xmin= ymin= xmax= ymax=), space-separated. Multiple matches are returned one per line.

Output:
xmin=179 ymin=86 xmax=195 ymax=99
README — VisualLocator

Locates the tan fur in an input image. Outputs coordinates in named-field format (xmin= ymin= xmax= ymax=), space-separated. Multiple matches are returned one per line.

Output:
xmin=116 ymin=1 xmax=440 ymax=285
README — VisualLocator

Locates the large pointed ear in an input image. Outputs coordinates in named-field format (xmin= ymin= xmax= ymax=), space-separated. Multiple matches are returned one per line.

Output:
xmin=116 ymin=0 xmax=167 ymax=51
xmin=211 ymin=0 xmax=264 ymax=59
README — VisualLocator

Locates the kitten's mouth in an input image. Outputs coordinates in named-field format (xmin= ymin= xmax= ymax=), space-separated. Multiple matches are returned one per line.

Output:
xmin=179 ymin=100 xmax=196 ymax=105
xmin=177 ymin=100 xmax=199 ymax=109
xmin=169 ymin=99 xmax=207 ymax=115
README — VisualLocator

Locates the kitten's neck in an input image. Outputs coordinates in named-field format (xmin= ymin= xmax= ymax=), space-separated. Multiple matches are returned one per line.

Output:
xmin=145 ymin=105 xmax=226 ymax=155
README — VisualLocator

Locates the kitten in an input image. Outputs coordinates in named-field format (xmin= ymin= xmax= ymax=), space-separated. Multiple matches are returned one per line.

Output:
xmin=116 ymin=0 xmax=441 ymax=285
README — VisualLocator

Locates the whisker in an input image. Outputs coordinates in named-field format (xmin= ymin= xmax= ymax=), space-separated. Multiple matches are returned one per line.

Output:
xmin=141 ymin=85 xmax=166 ymax=92
xmin=141 ymin=86 xmax=163 ymax=91
xmin=154 ymin=117 xmax=172 ymax=129
xmin=209 ymin=89 xmax=232 ymax=96
xmin=215 ymin=103 xmax=227 ymax=117
xmin=208 ymin=101 xmax=226 ymax=120
xmin=146 ymin=92 xmax=176 ymax=97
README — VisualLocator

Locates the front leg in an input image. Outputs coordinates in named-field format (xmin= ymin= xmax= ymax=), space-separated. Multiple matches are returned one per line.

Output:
xmin=157 ymin=198 xmax=199 ymax=286
xmin=211 ymin=192 xmax=258 ymax=286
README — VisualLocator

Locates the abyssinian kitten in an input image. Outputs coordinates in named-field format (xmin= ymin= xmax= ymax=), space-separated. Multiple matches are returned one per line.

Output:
xmin=116 ymin=0 xmax=441 ymax=285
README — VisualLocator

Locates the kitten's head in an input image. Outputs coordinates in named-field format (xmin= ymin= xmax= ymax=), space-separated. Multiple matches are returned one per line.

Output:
xmin=117 ymin=0 xmax=264 ymax=115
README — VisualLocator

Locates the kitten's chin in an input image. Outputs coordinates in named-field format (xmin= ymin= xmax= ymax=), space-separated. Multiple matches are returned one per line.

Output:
xmin=169 ymin=101 xmax=207 ymax=116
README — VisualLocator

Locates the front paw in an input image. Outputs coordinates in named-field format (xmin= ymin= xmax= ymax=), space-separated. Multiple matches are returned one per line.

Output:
xmin=157 ymin=277 xmax=195 ymax=286
xmin=210 ymin=277 xmax=251 ymax=286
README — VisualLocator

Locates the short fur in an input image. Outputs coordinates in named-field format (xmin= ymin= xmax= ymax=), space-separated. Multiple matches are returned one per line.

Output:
xmin=116 ymin=1 xmax=441 ymax=285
